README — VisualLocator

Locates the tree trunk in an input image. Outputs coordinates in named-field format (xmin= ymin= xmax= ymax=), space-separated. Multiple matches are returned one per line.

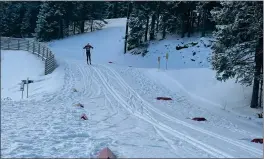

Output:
xmin=201 ymin=10 xmax=206 ymax=37
xmin=187 ymin=10 xmax=191 ymax=37
xmin=162 ymin=15 xmax=166 ymax=39
xmin=80 ymin=20 xmax=85 ymax=33
xmin=73 ymin=21 xmax=76 ymax=35
xmin=190 ymin=11 xmax=195 ymax=34
xmin=181 ymin=14 xmax=185 ymax=38
xmin=59 ymin=19 xmax=63 ymax=38
xmin=156 ymin=2 xmax=160 ymax=33
xmin=150 ymin=13 xmax=156 ymax=40
xmin=113 ymin=2 xmax=118 ymax=18
xmin=90 ymin=19 xmax=93 ymax=32
xmin=259 ymin=67 xmax=263 ymax=107
xmin=124 ymin=2 xmax=132 ymax=54
xmin=64 ymin=19 xmax=69 ymax=37
xmin=145 ymin=15 xmax=149 ymax=42
xmin=197 ymin=14 xmax=200 ymax=32
xmin=250 ymin=37 xmax=263 ymax=108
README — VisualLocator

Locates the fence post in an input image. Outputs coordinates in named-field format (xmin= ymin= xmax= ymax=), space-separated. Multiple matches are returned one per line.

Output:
xmin=26 ymin=77 xmax=29 ymax=98
xmin=18 ymin=39 xmax=20 ymax=50
xmin=42 ymin=47 xmax=45 ymax=61
xmin=52 ymin=54 xmax=55 ymax=69
xmin=44 ymin=59 xmax=48 ymax=75
xmin=33 ymin=42 xmax=35 ymax=54
xmin=46 ymin=49 xmax=48 ymax=59
xmin=8 ymin=39 xmax=10 ymax=49
xmin=27 ymin=40 xmax=29 ymax=51
xmin=158 ymin=56 xmax=161 ymax=70
xmin=20 ymin=82 xmax=24 ymax=99
xmin=42 ymin=46 xmax=44 ymax=59
xmin=38 ymin=43 xmax=40 ymax=57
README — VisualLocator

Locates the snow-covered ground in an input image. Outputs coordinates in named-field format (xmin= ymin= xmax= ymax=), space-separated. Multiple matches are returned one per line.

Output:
xmin=1 ymin=50 xmax=64 ymax=101
xmin=1 ymin=18 xmax=263 ymax=158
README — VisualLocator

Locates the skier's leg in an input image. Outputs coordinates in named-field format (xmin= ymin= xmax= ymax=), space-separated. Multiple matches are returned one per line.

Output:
xmin=86 ymin=52 xmax=89 ymax=64
xmin=88 ymin=53 xmax=91 ymax=64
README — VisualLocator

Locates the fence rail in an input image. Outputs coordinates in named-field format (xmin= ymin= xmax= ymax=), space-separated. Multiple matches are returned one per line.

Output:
xmin=1 ymin=37 xmax=56 ymax=75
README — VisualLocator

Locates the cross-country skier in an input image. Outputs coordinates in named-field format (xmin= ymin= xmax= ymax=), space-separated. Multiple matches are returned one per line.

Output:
xmin=83 ymin=43 xmax=94 ymax=65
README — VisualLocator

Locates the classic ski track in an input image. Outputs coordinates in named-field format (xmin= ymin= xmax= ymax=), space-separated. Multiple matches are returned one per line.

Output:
xmin=41 ymin=61 xmax=91 ymax=103
xmin=83 ymin=65 xmax=102 ymax=99
xmin=133 ymin=68 xmax=258 ymax=136
xmin=96 ymin=65 xmax=234 ymax=158
xmin=152 ymin=126 xmax=209 ymax=158
xmin=3 ymin=59 xmax=260 ymax=158
xmin=75 ymin=63 xmax=89 ymax=97
xmin=153 ymin=126 xmax=183 ymax=158
xmin=75 ymin=63 xmax=103 ymax=101
xmin=1 ymin=62 xmax=95 ymax=158
xmin=85 ymin=65 xmax=120 ymax=123
xmin=91 ymin=65 xmax=233 ymax=158
xmin=98 ymin=64 xmax=262 ymax=157
xmin=39 ymin=62 xmax=77 ymax=104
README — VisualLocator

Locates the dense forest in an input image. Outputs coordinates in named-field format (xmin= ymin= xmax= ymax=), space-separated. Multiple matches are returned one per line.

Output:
xmin=0 ymin=1 xmax=262 ymax=108
xmin=0 ymin=1 xmax=218 ymax=42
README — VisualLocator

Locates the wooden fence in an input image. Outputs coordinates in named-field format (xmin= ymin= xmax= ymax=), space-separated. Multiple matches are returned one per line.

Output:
xmin=1 ymin=37 xmax=56 ymax=75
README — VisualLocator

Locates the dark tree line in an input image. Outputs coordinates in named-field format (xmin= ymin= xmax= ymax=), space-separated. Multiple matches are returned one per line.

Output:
xmin=0 ymin=1 xmax=40 ymax=38
xmin=0 ymin=1 xmax=217 ymax=42
xmin=0 ymin=1 xmax=126 ymax=41
xmin=126 ymin=1 xmax=263 ymax=109
xmin=210 ymin=1 xmax=263 ymax=108
xmin=127 ymin=1 xmax=220 ymax=50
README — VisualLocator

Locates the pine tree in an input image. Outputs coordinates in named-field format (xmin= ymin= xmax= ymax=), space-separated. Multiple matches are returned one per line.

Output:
xmin=89 ymin=1 xmax=108 ymax=32
xmin=0 ymin=2 xmax=25 ymax=37
xmin=73 ymin=1 xmax=107 ymax=33
xmin=158 ymin=1 xmax=172 ymax=39
xmin=20 ymin=2 xmax=40 ymax=37
xmin=35 ymin=2 xmax=64 ymax=41
xmin=196 ymin=1 xmax=220 ymax=37
xmin=124 ymin=2 xmax=132 ymax=53
xmin=0 ymin=2 xmax=10 ymax=36
xmin=127 ymin=2 xmax=145 ymax=50
xmin=149 ymin=2 xmax=158 ymax=40
xmin=106 ymin=2 xmax=128 ymax=18
xmin=211 ymin=1 xmax=263 ymax=108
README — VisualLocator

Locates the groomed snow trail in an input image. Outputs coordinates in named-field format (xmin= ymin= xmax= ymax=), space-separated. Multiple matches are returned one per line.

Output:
xmin=91 ymin=64 xmax=232 ymax=158
xmin=2 ymin=61 xmax=262 ymax=158
xmin=92 ymin=64 xmax=262 ymax=158
xmin=2 ymin=18 xmax=262 ymax=158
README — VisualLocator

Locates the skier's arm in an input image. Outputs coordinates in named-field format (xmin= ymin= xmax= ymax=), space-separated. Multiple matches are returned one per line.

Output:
xmin=83 ymin=45 xmax=87 ymax=49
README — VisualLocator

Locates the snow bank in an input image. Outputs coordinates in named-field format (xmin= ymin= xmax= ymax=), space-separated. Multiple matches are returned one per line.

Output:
xmin=1 ymin=50 xmax=63 ymax=101
xmin=145 ymin=68 xmax=260 ymax=117
xmin=124 ymin=35 xmax=214 ymax=69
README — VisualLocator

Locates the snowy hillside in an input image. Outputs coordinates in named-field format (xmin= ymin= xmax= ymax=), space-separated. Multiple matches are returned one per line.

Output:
xmin=1 ymin=18 xmax=263 ymax=158
xmin=1 ymin=50 xmax=64 ymax=101
xmin=125 ymin=35 xmax=214 ymax=69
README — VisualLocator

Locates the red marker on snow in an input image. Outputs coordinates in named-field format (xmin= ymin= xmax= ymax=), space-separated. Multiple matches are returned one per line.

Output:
xmin=81 ymin=113 xmax=88 ymax=120
xmin=192 ymin=117 xmax=207 ymax=121
xmin=97 ymin=147 xmax=116 ymax=159
xmin=156 ymin=97 xmax=172 ymax=100
xmin=251 ymin=138 xmax=263 ymax=144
